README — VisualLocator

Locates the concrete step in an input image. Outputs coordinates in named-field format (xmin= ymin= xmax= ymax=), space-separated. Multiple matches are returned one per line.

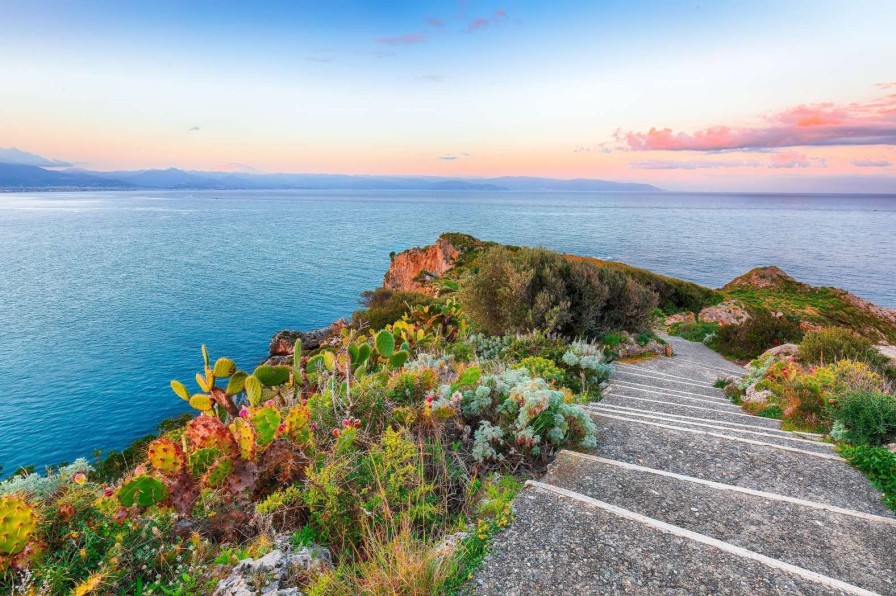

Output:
xmin=616 ymin=361 xmax=737 ymax=386
xmin=543 ymin=451 xmax=896 ymax=595
xmin=598 ymin=392 xmax=783 ymax=429
xmin=593 ymin=415 xmax=892 ymax=516
xmin=591 ymin=401 xmax=791 ymax=437
xmin=475 ymin=482 xmax=876 ymax=595
xmin=612 ymin=369 xmax=726 ymax=397
xmin=607 ymin=380 xmax=739 ymax=407
xmin=586 ymin=405 xmax=836 ymax=455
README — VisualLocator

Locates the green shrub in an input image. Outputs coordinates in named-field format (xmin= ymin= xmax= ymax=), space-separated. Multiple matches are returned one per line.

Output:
xmin=517 ymin=356 xmax=564 ymax=386
xmin=712 ymin=313 xmax=803 ymax=360
xmin=799 ymin=327 xmax=891 ymax=371
xmin=832 ymin=390 xmax=896 ymax=446
xmin=353 ymin=288 xmax=439 ymax=330
xmin=459 ymin=246 xmax=657 ymax=339
xmin=839 ymin=445 xmax=896 ymax=513
xmin=669 ymin=321 xmax=718 ymax=343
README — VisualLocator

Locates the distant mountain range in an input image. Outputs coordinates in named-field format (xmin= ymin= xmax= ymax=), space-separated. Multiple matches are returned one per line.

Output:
xmin=0 ymin=162 xmax=662 ymax=192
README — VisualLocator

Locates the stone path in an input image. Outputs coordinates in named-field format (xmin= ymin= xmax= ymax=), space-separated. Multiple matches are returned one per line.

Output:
xmin=475 ymin=334 xmax=896 ymax=595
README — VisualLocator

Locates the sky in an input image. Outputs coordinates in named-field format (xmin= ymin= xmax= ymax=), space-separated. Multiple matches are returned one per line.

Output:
xmin=1 ymin=0 xmax=895 ymax=192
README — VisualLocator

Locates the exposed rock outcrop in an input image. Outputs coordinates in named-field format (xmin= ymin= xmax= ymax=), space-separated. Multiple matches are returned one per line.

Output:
xmin=214 ymin=538 xmax=330 ymax=596
xmin=269 ymin=327 xmax=331 ymax=355
xmin=665 ymin=312 xmax=696 ymax=326
xmin=875 ymin=343 xmax=896 ymax=367
xmin=382 ymin=235 xmax=462 ymax=295
xmin=760 ymin=343 xmax=800 ymax=359
xmin=698 ymin=301 xmax=750 ymax=326
xmin=723 ymin=266 xmax=805 ymax=291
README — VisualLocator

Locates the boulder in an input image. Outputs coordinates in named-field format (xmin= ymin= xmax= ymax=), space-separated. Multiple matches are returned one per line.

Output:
xmin=698 ymin=301 xmax=750 ymax=326
xmin=744 ymin=384 xmax=772 ymax=404
xmin=214 ymin=537 xmax=330 ymax=596
xmin=665 ymin=312 xmax=696 ymax=326
xmin=615 ymin=332 xmax=667 ymax=359
xmin=269 ymin=328 xmax=330 ymax=356
xmin=875 ymin=343 xmax=896 ymax=367
xmin=760 ymin=343 xmax=800 ymax=359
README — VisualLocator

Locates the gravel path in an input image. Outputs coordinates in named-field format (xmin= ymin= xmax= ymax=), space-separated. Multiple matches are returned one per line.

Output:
xmin=475 ymin=334 xmax=894 ymax=594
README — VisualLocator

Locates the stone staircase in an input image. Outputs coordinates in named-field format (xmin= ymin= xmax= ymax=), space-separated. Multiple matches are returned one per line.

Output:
xmin=475 ymin=335 xmax=896 ymax=595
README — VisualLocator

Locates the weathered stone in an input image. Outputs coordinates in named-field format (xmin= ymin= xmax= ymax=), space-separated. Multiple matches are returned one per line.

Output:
xmin=615 ymin=332 xmax=666 ymax=359
xmin=875 ymin=343 xmax=896 ymax=366
xmin=269 ymin=328 xmax=330 ymax=356
xmin=698 ymin=301 xmax=750 ymax=326
xmin=214 ymin=537 xmax=330 ymax=596
xmin=744 ymin=383 xmax=773 ymax=404
xmin=760 ymin=343 xmax=800 ymax=358
xmin=382 ymin=235 xmax=461 ymax=295
xmin=665 ymin=312 xmax=696 ymax=326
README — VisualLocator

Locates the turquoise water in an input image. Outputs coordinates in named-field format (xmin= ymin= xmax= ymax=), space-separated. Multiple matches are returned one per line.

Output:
xmin=1 ymin=190 xmax=895 ymax=474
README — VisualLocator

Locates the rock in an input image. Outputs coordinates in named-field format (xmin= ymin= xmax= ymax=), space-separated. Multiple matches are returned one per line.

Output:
xmin=760 ymin=343 xmax=800 ymax=359
xmin=743 ymin=384 xmax=772 ymax=404
xmin=214 ymin=537 xmax=331 ymax=596
xmin=799 ymin=320 xmax=824 ymax=333
xmin=269 ymin=328 xmax=330 ymax=356
xmin=665 ymin=312 xmax=696 ymax=326
xmin=875 ymin=343 xmax=896 ymax=366
xmin=887 ymin=442 xmax=896 ymax=453
xmin=382 ymin=235 xmax=463 ymax=295
xmin=698 ymin=301 xmax=750 ymax=326
xmin=722 ymin=266 xmax=805 ymax=291
xmin=615 ymin=332 xmax=667 ymax=359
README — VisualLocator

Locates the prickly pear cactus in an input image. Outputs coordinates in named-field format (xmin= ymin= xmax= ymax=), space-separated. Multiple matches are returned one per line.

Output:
xmin=251 ymin=406 xmax=281 ymax=447
xmin=0 ymin=496 xmax=37 ymax=556
xmin=230 ymin=418 xmax=257 ymax=460
xmin=147 ymin=439 xmax=186 ymax=476
xmin=213 ymin=357 xmax=236 ymax=378
xmin=203 ymin=458 xmax=234 ymax=487
xmin=118 ymin=476 xmax=169 ymax=508
xmin=189 ymin=447 xmax=221 ymax=477
xmin=284 ymin=403 xmax=313 ymax=448
xmin=244 ymin=374 xmax=263 ymax=406
xmin=188 ymin=393 xmax=213 ymax=413
xmin=253 ymin=365 xmax=290 ymax=387
xmin=376 ymin=329 xmax=395 ymax=358
xmin=186 ymin=416 xmax=236 ymax=454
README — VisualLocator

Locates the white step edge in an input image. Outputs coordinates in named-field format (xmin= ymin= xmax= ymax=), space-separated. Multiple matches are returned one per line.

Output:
xmin=591 ymin=411 xmax=844 ymax=461
xmin=599 ymin=393 xmax=765 ymax=420
xmin=559 ymin=451 xmax=896 ymax=526
xmin=590 ymin=402 xmax=788 ymax=435
xmin=613 ymin=369 xmax=720 ymax=389
xmin=525 ymin=480 xmax=881 ymax=596
xmin=617 ymin=363 xmax=727 ymax=384
xmin=588 ymin=404 xmax=834 ymax=449
xmin=669 ymin=356 xmax=747 ymax=377
xmin=610 ymin=379 xmax=732 ymax=403
xmin=608 ymin=384 xmax=740 ymax=408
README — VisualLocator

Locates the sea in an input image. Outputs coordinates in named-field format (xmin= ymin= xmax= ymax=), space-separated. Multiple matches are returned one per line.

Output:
xmin=1 ymin=190 xmax=895 ymax=475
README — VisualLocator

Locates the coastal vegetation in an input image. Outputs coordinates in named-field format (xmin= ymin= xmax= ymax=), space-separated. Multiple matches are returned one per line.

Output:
xmin=0 ymin=236 xmax=662 ymax=595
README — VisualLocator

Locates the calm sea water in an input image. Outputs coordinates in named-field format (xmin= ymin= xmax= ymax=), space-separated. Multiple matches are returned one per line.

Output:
xmin=1 ymin=190 xmax=895 ymax=474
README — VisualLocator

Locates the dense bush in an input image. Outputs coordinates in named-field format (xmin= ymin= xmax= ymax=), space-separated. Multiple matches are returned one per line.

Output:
xmin=459 ymin=246 xmax=657 ymax=338
xmin=353 ymin=288 xmax=439 ymax=330
xmin=669 ymin=321 xmax=718 ymax=343
xmin=839 ymin=445 xmax=896 ymax=513
xmin=712 ymin=312 xmax=803 ymax=360
xmin=799 ymin=327 xmax=891 ymax=371
xmin=831 ymin=390 xmax=896 ymax=446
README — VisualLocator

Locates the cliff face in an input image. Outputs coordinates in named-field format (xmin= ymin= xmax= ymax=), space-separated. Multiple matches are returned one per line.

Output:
xmin=382 ymin=235 xmax=462 ymax=294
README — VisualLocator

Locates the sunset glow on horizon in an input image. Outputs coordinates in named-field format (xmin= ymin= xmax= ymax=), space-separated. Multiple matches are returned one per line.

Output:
xmin=1 ymin=0 xmax=895 ymax=192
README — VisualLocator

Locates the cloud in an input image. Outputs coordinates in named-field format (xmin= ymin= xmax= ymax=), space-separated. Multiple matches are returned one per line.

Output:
xmin=188 ymin=126 xmax=200 ymax=133
xmin=467 ymin=9 xmax=509 ymax=33
xmin=0 ymin=146 xmax=72 ymax=167
xmin=573 ymin=146 xmax=591 ymax=153
xmin=415 ymin=74 xmax=443 ymax=83
xmin=376 ymin=32 xmax=427 ymax=45
xmin=439 ymin=155 xmax=458 ymax=161
xmin=852 ymin=158 xmax=892 ymax=167
xmin=427 ymin=17 xmax=445 ymax=28
xmin=307 ymin=56 xmax=334 ymax=63
xmin=467 ymin=17 xmax=490 ymax=32
xmin=618 ymin=85 xmax=896 ymax=151
xmin=630 ymin=151 xmax=826 ymax=170
xmin=439 ymin=152 xmax=471 ymax=161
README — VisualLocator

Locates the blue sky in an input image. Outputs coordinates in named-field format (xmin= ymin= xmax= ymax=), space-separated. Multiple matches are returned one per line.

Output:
xmin=1 ymin=0 xmax=895 ymax=191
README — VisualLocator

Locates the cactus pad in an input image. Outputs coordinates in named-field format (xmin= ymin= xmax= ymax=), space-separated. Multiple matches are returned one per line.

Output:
xmin=118 ymin=476 xmax=169 ymax=508
xmin=284 ymin=404 xmax=313 ymax=448
xmin=253 ymin=365 xmax=290 ymax=387
xmin=186 ymin=416 xmax=236 ymax=455
xmin=251 ymin=406 xmax=281 ymax=447
xmin=170 ymin=380 xmax=191 ymax=401
xmin=244 ymin=374 xmax=263 ymax=406
xmin=230 ymin=418 xmax=257 ymax=460
xmin=0 ymin=496 xmax=37 ymax=556
xmin=376 ymin=329 xmax=395 ymax=358
xmin=147 ymin=439 xmax=185 ymax=476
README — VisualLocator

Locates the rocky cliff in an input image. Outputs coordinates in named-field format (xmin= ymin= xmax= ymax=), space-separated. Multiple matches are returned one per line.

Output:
xmin=382 ymin=234 xmax=470 ymax=294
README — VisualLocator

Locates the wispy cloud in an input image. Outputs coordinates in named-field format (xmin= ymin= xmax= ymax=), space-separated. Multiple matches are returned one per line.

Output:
xmin=416 ymin=74 xmax=443 ymax=83
xmin=466 ymin=9 xmax=509 ymax=33
xmin=427 ymin=17 xmax=445 ymax=28
xmin=852 ymin=158 xmax=892 ymax=167
xmin=188 ymin=126 xmax=200 ymax=133
xmin=439 ymin=155 xmax=458 ymax=161
xmin=573 ymin=146 xmax=591 ymax=153
xmin=376 ymin=32 xmax=427 ymax=45
xmin=306 ymin=56 xmax=334 ymax=63
xmin=618 ymin=85 xmax=896 ymax=151
xmin=630 ymin=151 xmax=826 ymax=170
xmin=438 ymin=152 xmax=471 ymax=161
xmin=467 ymin=17 xmax=490 ymax=32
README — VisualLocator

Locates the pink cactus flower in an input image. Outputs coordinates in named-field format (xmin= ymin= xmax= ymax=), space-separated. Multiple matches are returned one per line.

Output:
xmin=103 ymin=486 xmax=115 ymax=497
xmin=239 ymin=408 xmax=249 ymax=419
xmin=134 ymin=465 xmax=147 ymax=476
xmin=265 ymin=400 xmax=275 ymax=408
xmin=310 ymin=422 xmax=318 ymax=431
xmin=73 ymin=472 xmax=87 ymax=486
xmin=331 ymin=428 xmax=341 ymax=437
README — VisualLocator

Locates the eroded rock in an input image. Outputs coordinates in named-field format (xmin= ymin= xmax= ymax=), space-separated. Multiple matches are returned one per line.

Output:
xmin=698 ymin=301 xmax=750 ymax=326
xmin=214 ymin=537 xmax=330 ymax=596
xmin=665 ymin=312 xmax=696 ymax=326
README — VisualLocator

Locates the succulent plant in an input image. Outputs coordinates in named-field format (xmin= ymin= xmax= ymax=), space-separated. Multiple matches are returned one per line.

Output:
xmin=284 ymin=403 xmax=313 ymax=448
xmin=253 ymin=365 xmax=290 ymax=387
xmin=186 ymin=416 xmax=237 ymax=455
xmin=0 ymin=496 xmax=37 ymax=556
xmin=251 ymin=406 xmax=281 ymax=447
xmin=118 ymin=475 xmax=169 ymax=508
xmin=230 ymin=418 xmax=257 ymax=461
xmin=147 ymin=439 xmax=186 ymax=477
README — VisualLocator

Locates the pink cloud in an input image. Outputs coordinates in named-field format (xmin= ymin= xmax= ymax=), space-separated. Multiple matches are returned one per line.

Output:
xmin=427 ymin=17 xmax=445 ymax=28
xmin=467 ymin=18 xmax=490 ymax=32
xmin=630 ymin=151 xmax=827 ymax=170
xmin=376 ymin=32 xmax=427 ymax=45
xmin=619 ymin=86 xmax=896 ymax=151
xmin=852 ymin=158 xmax=892 ymax=167
xmin=768 ymin=151 xmax=812 ymax=169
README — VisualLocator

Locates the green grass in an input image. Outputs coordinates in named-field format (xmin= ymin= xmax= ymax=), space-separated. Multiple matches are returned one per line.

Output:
xmin=668 ymin=321 xmax=718 ymax=343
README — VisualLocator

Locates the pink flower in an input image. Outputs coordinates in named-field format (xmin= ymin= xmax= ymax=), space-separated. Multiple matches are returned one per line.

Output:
xmin=239 ymin=408 xmax=249 ymax=419
xmin=310 ymin=422 xmax=318 ymax=431
xmin=331 ymin=428 xmax=341 ymax=437
xmin=103 ymin=486 xmax=115 ymax=497
xmin=134 ymin=465 xmax=147 ymax=476
xmin=73 ymin=472 xmax=87 ymax=486
xmin=265 ymin=400 xmax=275 ymax=408
xmin=277 ymin=423 xmax=286 ymax=434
